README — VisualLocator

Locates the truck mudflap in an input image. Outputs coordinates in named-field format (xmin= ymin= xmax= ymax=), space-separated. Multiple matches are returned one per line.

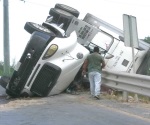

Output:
xmin=30 ymin=63 xmax=61 ymax=97
xmin=6 ymin=31 xmax=55 ymax=97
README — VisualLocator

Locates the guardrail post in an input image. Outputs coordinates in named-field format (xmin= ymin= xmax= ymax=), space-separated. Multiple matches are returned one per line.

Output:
xmin=134 ymin=94 xmax=139 ymax=102
xmin=123 ymin=91 xmax=128 ymax=102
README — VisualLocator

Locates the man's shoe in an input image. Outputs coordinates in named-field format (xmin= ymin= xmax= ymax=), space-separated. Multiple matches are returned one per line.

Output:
xmin=94 ymin=95 xmax=100 ymax=100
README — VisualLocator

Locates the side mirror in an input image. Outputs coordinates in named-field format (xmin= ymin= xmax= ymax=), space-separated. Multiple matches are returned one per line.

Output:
xmin=105 ymin=54 xmax=114 ymax=59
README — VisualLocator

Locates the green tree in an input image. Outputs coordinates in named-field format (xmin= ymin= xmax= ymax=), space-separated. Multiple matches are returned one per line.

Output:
xmin=0 ymin=61 xmax=4 ymax=75
xmin=0 ymin=60 xmax=15 ymax=76
xmin=143 ymin=36 xmax=150 ymax=44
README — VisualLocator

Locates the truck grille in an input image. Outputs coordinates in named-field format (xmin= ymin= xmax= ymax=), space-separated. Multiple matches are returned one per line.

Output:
xmin=30 ymin=63 xmax=61 ymax=96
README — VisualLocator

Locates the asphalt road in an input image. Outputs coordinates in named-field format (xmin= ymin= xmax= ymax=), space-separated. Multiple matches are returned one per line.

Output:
xmin=0 ymin=91 xmax=150 ymax=125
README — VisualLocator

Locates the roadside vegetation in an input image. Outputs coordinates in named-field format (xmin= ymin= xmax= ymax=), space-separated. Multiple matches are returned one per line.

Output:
xmin=102 ymin=90 xmax=150 ymax=104
xmin=143 ymin=36 xmax=150 ymax=44
xmin=0 ymin=60 xmax=15 ymax=76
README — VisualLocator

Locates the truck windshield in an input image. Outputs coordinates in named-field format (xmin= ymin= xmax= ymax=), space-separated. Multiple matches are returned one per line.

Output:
xmin=91 ymin=31 xmax=113 ymax=51
xmin=85 ymin=31 xmax=113 ymax=56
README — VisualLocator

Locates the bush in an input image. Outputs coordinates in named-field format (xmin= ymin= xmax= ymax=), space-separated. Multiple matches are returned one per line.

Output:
xmin=0 ymin=60 xmax=15 ymax=76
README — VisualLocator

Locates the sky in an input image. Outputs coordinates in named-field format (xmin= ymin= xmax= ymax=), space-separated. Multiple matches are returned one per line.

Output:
xmin=0 ymin=0 xmax=150 ymax=64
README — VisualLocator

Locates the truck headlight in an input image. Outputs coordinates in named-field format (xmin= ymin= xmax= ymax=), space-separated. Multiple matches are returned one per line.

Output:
xmin=43 ymin=44 xmax=58 ymax=59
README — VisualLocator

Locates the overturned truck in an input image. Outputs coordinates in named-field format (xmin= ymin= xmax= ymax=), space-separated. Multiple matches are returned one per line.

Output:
xmin=1 ymin=3 xmax=150 ymax=97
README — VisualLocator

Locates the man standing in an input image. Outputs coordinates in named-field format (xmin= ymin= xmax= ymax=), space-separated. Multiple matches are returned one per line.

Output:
xmin=82 ymin=46 xmax=105 ymax=99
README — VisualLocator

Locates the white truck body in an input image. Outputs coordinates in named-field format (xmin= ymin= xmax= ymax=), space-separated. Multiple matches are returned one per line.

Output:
xmin=22 ymin=32 xmax=89 ymax=96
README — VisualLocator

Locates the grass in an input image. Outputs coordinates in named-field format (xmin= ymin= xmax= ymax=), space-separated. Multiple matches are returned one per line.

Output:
xmin=102 ymin=90 xmax=150 ymax=104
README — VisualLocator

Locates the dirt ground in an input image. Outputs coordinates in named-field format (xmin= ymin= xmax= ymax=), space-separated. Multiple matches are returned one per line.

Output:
xmin=1 ymin=83 xmax=150 ymax=120
xmin=0 ymin=91 xmax=150 ymax=125
xmin=0 ymin=90 xmax=150 ymax=118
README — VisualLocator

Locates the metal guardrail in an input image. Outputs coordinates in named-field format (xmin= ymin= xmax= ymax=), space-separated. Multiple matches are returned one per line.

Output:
xmin=102 ymin=69 xmax=150 ymax=97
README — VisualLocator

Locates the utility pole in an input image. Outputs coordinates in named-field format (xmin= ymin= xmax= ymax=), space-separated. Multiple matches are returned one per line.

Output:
xmin=3 ymin=0 xmax=10 ymax=76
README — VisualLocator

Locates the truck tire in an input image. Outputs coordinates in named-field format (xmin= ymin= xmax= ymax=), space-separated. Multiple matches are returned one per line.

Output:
xmin=54 ymin=3 xmax=79 ymax=18
xmin=49 ymin=8 xmax=74 ymax=31
xmin=24 ymin=22 xmax=56 ymax=36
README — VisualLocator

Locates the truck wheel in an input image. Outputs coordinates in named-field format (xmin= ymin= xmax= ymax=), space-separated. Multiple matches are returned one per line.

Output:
xmin=49 ymin=8 xmax=74 ymax=31
xmin=54 ymin=3 xmax=79 ymax=18
xmin=24 ymin=22 xmax=56 ymax=36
